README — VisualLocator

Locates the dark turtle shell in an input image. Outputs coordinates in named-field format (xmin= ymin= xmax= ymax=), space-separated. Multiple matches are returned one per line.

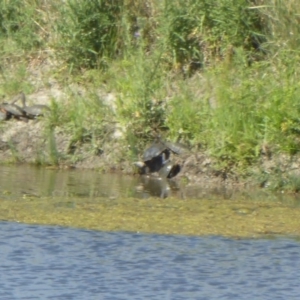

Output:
xmin=0 ymin=102 xmax=26 ymax=118
xmin=11 ymin=92 xmax=50 ymax=119
xmin=161 ymin=140 xmax=188 ymax=155
xmin=141 ymin=138 xmax=187 ymax=175
xmin=142 ymin=140 xmax=171 ymax=173
xmin=143 ymin=141 xmax=170 ymax=162
xmin=143 ymin=138 xmax=188 ymax=161
xmin=23 ymin=104 xmax=50 ymax=119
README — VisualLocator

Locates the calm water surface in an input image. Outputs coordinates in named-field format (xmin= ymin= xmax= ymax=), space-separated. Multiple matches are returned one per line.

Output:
xmin=0 ymin=221 xmax=300 ymax=300
xmin=0 ymin=165 xmax=298 ymax=202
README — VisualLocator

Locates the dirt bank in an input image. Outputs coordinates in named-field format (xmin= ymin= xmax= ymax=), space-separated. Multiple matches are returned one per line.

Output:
xmin=1 ymin=87 xmax=300 ymax=191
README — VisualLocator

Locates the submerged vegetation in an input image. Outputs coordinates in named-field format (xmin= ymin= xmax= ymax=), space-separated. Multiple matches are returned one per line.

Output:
xmin=1 ymin=195 xmax=300 ymax=237
xmin=1 ymin=0 xmax=300 ymax=189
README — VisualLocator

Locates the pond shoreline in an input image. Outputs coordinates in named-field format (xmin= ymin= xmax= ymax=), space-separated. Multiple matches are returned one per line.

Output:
xmin=0 ymin=126 xmax=299 ymax=192
xmin=1 ymin=88 xmax=300 ymax=192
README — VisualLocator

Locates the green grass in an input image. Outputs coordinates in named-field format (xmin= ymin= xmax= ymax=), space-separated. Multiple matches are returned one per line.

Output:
xmin=1 ymin=0 xmax=300 ymax=189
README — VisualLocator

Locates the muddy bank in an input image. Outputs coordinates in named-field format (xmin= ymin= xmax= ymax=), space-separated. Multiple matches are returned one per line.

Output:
xmin=0 ymin=89 xmax=213 ymax=184
xmin=0 ymin=114 xmax=243 ymax=188
xmin=1 ymin=89 xmax=300 ymax=190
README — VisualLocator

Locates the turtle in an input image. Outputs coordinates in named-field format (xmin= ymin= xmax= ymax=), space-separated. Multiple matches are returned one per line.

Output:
xmin=137 ymin=137 xmax=187 ymax=176
xmin=0 ymin=101 xmax=27 ymax=121
xmin=162 ymin=140 xmax=188 ymax=156
xmin=134 ymin=141 xmax=168 ymax=175
xmin=0 ymin=109 xmax=10 ymax=121
xmin=22 ymin=104 xmax=50 ymax=119
xmin=17 ymin=92 xmax=50 ymax=119
xmin=142 ymin=140 xmax=172 ymax=173
xmin=158 ymin=161 xmax=181 ymax=179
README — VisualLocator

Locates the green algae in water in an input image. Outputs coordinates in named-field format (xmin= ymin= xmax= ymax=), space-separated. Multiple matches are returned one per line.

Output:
xmin=1 ymin=196 xmax=300 ymax=238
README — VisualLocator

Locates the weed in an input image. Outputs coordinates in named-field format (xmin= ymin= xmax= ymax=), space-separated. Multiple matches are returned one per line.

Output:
xmin=47 ymin=128 xmax=59 ymax=165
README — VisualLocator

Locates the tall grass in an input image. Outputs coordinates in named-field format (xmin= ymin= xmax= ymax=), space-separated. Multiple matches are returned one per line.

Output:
xmin=0 ymin=0 xmax=52 ymax=56
xmin=53 ymin=0 xmax=127 ymax=70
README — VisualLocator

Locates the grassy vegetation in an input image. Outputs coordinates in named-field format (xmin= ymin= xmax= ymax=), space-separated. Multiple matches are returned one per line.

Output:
xmin=1 ymin=0 xmax=300 ymax=189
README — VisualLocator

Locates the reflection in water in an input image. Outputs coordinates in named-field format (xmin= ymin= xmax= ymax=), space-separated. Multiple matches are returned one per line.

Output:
xmin=1 ymin=165 xmax=300 ymax=203
xmin=0 ymin=165 xmax=139 ymax=199
xmin=0 ymin=165 xmax=182 ymax=199
xmin=138 ymin=176 xmax=178 ymax=198
xmin=0 ymin=221 xmax=300 ymax=300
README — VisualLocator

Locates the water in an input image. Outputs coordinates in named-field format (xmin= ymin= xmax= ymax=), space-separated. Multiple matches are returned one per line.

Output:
xmin=0 ymin=164 xmax=172 ymax=199
xmin=0 ymin=165 xmax=298 ymax=202
xmin=0 ymin=221 xmax=299 ymax=300
xmin=1 ymin=165 xmax=300 ymax=299
xmin=0 ymin=165 xmax=139 ymax=199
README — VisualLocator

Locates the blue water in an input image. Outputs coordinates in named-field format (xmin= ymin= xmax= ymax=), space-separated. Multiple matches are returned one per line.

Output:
xmin=0 ymin=222 xmax=299 ymax=300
